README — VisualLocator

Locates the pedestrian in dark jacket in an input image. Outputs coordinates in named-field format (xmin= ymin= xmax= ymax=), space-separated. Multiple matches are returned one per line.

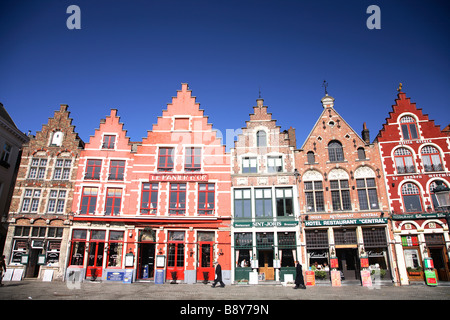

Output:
xmin=0 ymin=255 xmax=6 ymax=286
xmin=294 ymin=261 xmax=306 ymax=289
xmin=211 ymin=261 xmax=225 ymax=288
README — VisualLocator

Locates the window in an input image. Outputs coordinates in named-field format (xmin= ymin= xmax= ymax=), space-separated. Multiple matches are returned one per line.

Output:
xmin=105 ymin=188 xmax=122 ymax=215
xmin=85 ymin=159 xmax=102 ymax=180
xmin=307 ymin=151 xmax=315 ymax=164
xmin=276 ymin=188 xmax=293 ymax=217
xmin=158 ymin=147 xmax=174 ymax=172
xmin=69 ymin=229 xmax=87 ymax=266
xmin=400 ymin=116 xmax=419 ymax=140
xmin=394 ymin=148 xmax=415 ymax=174
xmin=140 ymin=183 xmax=158 ymax=214
xmin=330 ymin=180 xmax=351 ymax=211
xmin=50 ymin=131 xmax=64 ymax=147
xmin=47 ymin=190 xmax=66 ymax=213
xmin=198 ymin=183 xmax=214 ymax=215
xmin=328 ymin=141 xmax=344 ymax=162
xmin=53 ymin=159 xmax=72 ymax=180
xmin=234 ymin=189 xmax=251 ymax=218
xmin=421 ymin=146 xmax=443 ymax=172
xmin=168 ymin=231 xmax=184 ymax=268
xmin=169 ymin=183 xmax=186 ymax=215
xmin=47 ymin=228 xmax=63 ymax=264
xmin=242 ymin=157 xmax=257 ymax=173
xmin=357 ymin=147 xmax=366 ymax=160
xmin=267 ymin=156 xmax=282 ymax=173
xmin=107 ymin=231 xmax=124 ymax=268
xmin=109 ymin=160 xmax=125 ymax=180
xmin=255 ymin=189 xmax=272 ymax=218
xmin=0 ymin=143 xmax=11 ymax=164
xmin=102 ymin=135 xmax=116 ymax=149
xmin=256 ymin=130 xmax=266 ymax=147
xmin=185 ymin=147 xmax=201 ymax=172
xmin=21 ymin=189 xmax=41 ymax=213
xmin=356 ymin=178 xmax=379 ymax=210
xmin=28 ymin=158 xmax=47 ymax=179
xmin=305 ymin=181 xmax=324 ymax=212
xmin=401 ymin=183 xmax=423 ymax=213
xmin=80 ymin=187 xmax=98 ymax=214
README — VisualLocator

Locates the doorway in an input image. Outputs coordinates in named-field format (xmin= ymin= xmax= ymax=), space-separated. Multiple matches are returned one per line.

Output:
xmin=86 ymin=242 xmax=104 ymax=279
xmin=429 ymin=247 xmax=450 ymax=282
xmin=25 ymin=249 xmax=41 ymax=278
xmin=197 ymin=242 xmax=214 ymax=281
xmin=258 ymin=250 xmax=274 ymax=280
xmin=138 ymin=243 xmax=155 ymax=279
xmin=336 ymin=248 xmax=359 ymax=280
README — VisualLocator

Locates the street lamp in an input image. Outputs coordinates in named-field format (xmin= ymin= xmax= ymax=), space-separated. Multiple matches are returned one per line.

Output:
xmin=433 ymin=181 xmax=450 ymax=212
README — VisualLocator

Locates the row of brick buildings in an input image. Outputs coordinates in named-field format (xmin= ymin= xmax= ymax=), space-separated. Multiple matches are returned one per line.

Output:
xmin=2 ymin=83 xmax=449 ymax=286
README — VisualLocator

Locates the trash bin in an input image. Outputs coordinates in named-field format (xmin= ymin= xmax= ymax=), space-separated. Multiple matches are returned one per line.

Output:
xmin=155 ymin=269 xmax=165 ymax=284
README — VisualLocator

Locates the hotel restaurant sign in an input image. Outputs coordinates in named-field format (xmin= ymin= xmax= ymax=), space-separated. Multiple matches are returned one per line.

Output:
xmin=304 ymin=218 xmax=388 ymax=227
xmin=149 ymin=173 xmax=208 ymax=182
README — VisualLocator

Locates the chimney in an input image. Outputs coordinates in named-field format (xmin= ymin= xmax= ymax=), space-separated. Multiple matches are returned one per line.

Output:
xmin=256 ymin=98 xmax=264 ymax=107
xmin=287 ymin=127 xmax=297 ymax=149
xmin=362 ymin=122 xmax=370 ymax=144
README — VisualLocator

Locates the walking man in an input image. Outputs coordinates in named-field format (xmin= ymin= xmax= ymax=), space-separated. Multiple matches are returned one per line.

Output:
xmin=211 ymin=260 xmax=225 ymax=288
xmin=0 ymin=255 xmax=6 ymax=286
xmin=294 ymin=261 xmax=306 ymax=289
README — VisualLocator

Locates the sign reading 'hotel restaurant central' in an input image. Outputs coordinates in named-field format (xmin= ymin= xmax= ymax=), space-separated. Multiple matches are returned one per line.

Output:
xmin=149 ymin=173 xmax=209 ymax=182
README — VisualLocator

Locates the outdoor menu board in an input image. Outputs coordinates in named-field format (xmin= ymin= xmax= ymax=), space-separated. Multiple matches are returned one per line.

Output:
xmin=331 ymin=270 xmax=341 ymax=287
xmin=361 ymin=270 xmax=372 ymax=287
xmin=305 ymin=271 xmax=315 ymax=286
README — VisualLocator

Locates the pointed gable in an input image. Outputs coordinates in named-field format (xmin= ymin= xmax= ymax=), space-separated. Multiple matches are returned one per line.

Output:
xmin=86 ymin=109 xmax=132 ymax=151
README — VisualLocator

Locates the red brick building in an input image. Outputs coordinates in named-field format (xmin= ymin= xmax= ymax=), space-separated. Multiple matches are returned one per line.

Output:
xmin=375 ymin=87 xmax=450 ymax=285
xmin=295 ymin=93 xmax=395 ymax=284
xmin=4 ymin=105 xmax=84 ymax=280
xmin=68 ymin=84 xmax=232 ymax=284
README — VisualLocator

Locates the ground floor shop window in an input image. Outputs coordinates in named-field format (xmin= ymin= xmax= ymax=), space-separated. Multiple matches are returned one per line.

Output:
xmin=107 ymin=231 xmax=124 ymax=268
xmin=402 ymin=235 xmax=423 ymax=278
xmin=70 ymin=229 xmax=87 ymax=266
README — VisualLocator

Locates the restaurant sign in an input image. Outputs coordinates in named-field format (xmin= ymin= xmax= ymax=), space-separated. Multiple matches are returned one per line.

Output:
xmin=391 ymin=213 xmax=447 ymax=220
xmin=149 ymin=173 xmax=208 ymax=182
xmin=304 ymin=218 xmax=387 ymax=227
xmin=234 ymin=221 xmax=299 ymax=228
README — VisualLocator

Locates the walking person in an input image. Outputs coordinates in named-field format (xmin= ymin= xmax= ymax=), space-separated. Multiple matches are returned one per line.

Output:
xmin=293 ymin=261 xmax=306 ymax=289
xmin=211 ymin=260 xmax=225 ymax=288
xmin=0 ymin=255 xmax=6 ymax=286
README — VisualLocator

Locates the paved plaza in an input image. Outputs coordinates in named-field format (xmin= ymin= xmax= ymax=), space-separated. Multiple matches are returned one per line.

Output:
xmin=0 ymin=280 xmax=449 ymax=300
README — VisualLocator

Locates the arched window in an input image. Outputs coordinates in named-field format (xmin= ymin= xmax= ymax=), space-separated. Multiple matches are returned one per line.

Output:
xmin=400 ymin=116 xmax=419 ymax=140
xmin=328 ymin=140 xmax=344 ymax=162
xmin=357 ymin=147 xmax=366 ymax=160
xmin=401 ymin=183 xmax=423 ymax=213
xmin=303 ymin=170 xmax=324 ymax=212
xmin=421 ymin=146 xmax=443 ymax=172
xmin=394 ymin=148 xmax=416 ymax=174
xmin=256 ymin=130 xmax=266 ymax=147
xmin=307 ymin=151 xmax=315 ymax=164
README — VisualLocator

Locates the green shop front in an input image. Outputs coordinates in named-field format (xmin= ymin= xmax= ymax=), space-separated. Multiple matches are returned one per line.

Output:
xmin=232 ymin=220 xmax=300 ymax=284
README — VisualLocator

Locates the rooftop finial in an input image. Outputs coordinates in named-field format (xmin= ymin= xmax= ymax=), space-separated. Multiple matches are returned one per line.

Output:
xmin=258 ymin=86 xmax=262 ymax=99
xmin=397 ymin=82 xmax=403 ymax=92
xmin=322 ymin=80 xmax=328 ymax=95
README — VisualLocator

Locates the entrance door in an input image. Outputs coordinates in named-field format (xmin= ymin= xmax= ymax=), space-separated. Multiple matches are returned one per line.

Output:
xmin=25 ymin=249 xmax=41 ymax=278
xmin=138 ymin=243 xmax=155 ymax=279
xmin=167 ymin=242 xmax=185 ymax=281
xmin=197 ymin=243 xmax=214 ymax=281
xmin=429 ymin=247 xmax=450 ymax=282
xmin=87 ymin=242 xmax=104 ymax=278
xmin=259 ymin=250 xmax=274 ymax=280
xmin=336 ymin=248 xmax=359 ymax=280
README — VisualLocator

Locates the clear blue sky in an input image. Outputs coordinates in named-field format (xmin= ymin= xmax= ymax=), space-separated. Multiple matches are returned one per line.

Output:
xmin=1 ymin=0 xmax=449 ymax=150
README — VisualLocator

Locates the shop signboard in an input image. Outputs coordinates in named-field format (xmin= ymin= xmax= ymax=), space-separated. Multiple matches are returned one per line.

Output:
xmin=305 ymin=271 xmax=315 ymax=286
xmin=330 ymin=257 xmax=339 ymax=269
xmin=304 ymin=218 xmax=387 ymax=227
xmin=331 ymin=270 xmax=341 ymax=287
xmin=234 ymin=221 xmax=298 ymax=228
xmin=155 ymin=269 xmax=165 ymax=284
xmin=361 ymin=270 xmax=372 ymax=287
xmin=424 ymin=270 xmax=438 ymax=286
xmin=149 ymin=173 xmax=208 ymax=182
xmin=107 ymin=271 xmax=125 ymax=281
xmin=360 ymin=257 xmax=369 ymax=268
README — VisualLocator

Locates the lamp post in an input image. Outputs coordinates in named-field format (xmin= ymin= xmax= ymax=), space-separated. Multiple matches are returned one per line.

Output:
xmin=432 ymin=180 xmax=450 ymax=226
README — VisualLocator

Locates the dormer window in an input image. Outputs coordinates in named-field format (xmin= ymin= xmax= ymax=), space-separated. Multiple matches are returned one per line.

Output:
xmin=102 ymin=135 xmax=116 ymax=149
xmin=400 ymin=116 xmax=419 ymax=140
xmin=256 ymin=130 xmax=266 ymax=147
xmin=50 ymin=131 xmax=64 ymax=147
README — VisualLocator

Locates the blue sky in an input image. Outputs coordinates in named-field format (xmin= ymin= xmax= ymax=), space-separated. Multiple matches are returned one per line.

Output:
xmin=1 ymin=0 xmax=449 ymax=150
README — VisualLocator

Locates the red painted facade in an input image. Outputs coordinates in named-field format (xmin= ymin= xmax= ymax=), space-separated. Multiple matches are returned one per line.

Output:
xmin=69 ymin=84 xmax=231 ymax=283
xmin=375 ymin=89 xmax=450 ymax=285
